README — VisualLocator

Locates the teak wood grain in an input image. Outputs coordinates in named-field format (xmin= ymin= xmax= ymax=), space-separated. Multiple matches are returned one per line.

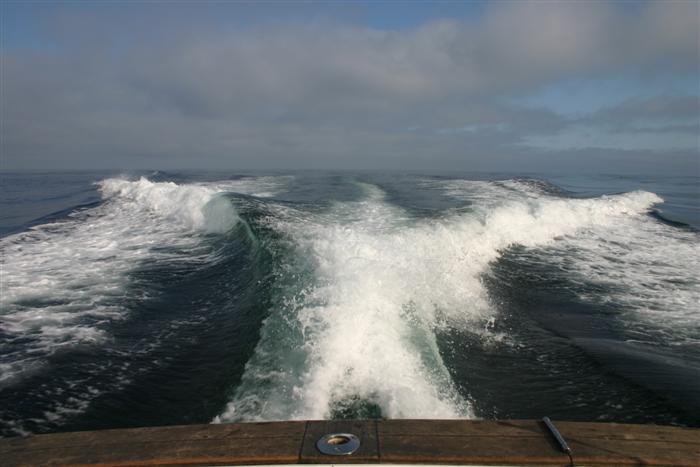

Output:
xmin=1 ymin=419 xmax=698 ymax=466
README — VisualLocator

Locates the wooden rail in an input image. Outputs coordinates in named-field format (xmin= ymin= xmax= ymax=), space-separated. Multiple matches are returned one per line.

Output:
xmin=1 ymin=419 xmax=698 ymax=466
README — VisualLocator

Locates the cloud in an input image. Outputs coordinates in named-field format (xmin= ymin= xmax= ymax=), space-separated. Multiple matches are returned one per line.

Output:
xmin=522 ymin=94 xmax=700 ymax=154
xmin=3 ymin=1 xmax=698 ymax=172
xmin=592 ymin=95 xmax=700 ymax=122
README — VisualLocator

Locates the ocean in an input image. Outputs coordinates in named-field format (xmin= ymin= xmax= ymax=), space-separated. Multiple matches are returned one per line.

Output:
xmin=0 ymin=170 xmax=698 ymax=437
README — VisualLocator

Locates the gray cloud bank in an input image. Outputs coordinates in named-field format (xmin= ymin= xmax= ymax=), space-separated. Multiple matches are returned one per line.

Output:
xmin=3 ymin=1 xmax=699 ymax=173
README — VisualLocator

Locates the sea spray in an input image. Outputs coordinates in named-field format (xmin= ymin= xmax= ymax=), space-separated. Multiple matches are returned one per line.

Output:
xmin=3 ymin=172 xmax=698 ymax=435
xmin=1 ymin=177 xmax=243 ymax=386
xmin=217 ymin=183 xmax=663 ymax=421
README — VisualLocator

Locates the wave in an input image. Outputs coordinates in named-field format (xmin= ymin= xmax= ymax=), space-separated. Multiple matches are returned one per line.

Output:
xmin=0 ymin=176 xmax=289 ymax=389
xmin=216 ymin=180 xmax=664 ymax=422
xmin=650 ymin=209 xmax=697 ymax=230
xmin=99 ymin=177 xmax=238 ymax=233
xmin=4 ymin=174 xmax=695 ymax=432
xmin=572 ymin=337 xmax=700 ymax=413
xmin=542 ymin=215 xmax=700 ymax=346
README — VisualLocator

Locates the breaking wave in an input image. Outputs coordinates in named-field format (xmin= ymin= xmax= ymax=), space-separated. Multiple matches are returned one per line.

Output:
xmin=0 ymin=176 xmax=289 ymax=388
xmin=217 ymin=180 xmax=665 ymax=421
xmin=3 ymin=173 xmax=698 ymax=435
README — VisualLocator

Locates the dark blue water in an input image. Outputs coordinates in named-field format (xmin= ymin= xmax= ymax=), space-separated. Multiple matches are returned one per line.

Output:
xmin=1 ymin=171 xmax=698 ymax=436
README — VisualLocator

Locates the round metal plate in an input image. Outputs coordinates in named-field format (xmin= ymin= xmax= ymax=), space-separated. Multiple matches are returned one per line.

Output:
xmin=316 ymin=432 xmax=360 ymax=455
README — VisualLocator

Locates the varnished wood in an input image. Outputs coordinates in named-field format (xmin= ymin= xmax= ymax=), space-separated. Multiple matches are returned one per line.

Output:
xmin=554 ymin=421 xmax=700 ymax=466
xmin=378 ymin=420 xmax=570 ymax=465
xmin=378 ymin=419 xmax=547 ymax=437
xmin=1 ymin=419 xmax=698 ymax=466
xmin=0 ymin=421 xmax=307 ymax=467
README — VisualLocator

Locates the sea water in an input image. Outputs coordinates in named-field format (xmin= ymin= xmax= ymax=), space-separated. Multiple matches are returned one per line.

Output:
xmin=0 ymin=170 xmax=698 ymax=436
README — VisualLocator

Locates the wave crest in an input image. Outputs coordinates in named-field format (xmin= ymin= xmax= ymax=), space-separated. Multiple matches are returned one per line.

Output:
xmin=99 ymin=177 xmax=238 ymax=232
xmin=217 ymin=184 xmax=665 ymax=422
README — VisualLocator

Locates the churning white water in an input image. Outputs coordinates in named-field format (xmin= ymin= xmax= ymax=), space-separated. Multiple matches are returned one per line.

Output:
xmin=217 ymin=180 xmax=671 ymax=421
xmin=0 ymin=176 xmax=290 ymax=387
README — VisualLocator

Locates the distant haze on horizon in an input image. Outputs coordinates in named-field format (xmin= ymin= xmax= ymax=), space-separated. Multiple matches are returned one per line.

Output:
xmin=2 ymin=0 xmax=699 ymax=174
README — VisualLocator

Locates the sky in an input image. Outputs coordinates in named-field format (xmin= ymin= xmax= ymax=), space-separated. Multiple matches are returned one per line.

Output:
xmin=1 ymin=0 xmax=699 ymax=174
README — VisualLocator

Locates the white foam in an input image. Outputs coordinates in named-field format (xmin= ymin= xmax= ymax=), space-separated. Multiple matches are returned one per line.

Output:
xmin=206 ymin=176 xmax=294 ymax=199
xmin=542 ymin=214 xmax=700 ymax=345
xmin=98 ymin=177 xmax=239 ymax=232
xmin=445 ymin=178 xmax=700 ymax=336
xmin=217 ymin=181 xmax=663 ymax=422
xmin=0 ymin=176 xmax=287 ymax=388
